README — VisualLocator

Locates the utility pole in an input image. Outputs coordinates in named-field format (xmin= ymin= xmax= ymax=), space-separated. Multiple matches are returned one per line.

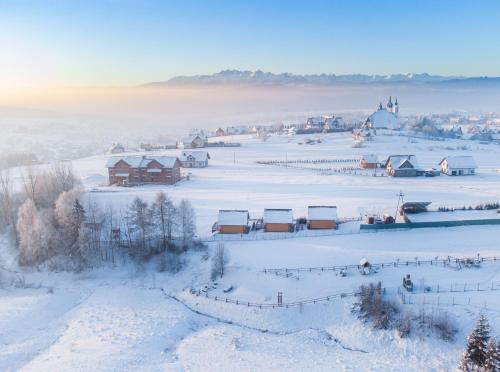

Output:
xmin=395 ymin=190 xmax=405 ymax=222
xmin=278 ymin=292 xmax=283 ymax=307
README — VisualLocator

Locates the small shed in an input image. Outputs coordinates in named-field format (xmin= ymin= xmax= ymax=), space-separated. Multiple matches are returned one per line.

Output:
xmin=360 ymin=154 xmax=378 ymax=169
xmin=439 ymin=156 xmax=477 ymax=176
xmin=307 ymin=206 xmax=338 ymax=229
xmin=263 ymin=209 xmax=294 ymax=232
xmin=217 ymin=210 xmax=250 ymax=234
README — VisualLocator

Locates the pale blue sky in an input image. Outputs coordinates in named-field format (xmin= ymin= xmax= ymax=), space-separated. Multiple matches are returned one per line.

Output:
xmin=1 ymin=0 xmax=500 ymax=86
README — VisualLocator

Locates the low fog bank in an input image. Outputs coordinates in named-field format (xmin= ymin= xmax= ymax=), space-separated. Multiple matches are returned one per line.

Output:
xmin=1 ymin=83 xmax=500 ymax=161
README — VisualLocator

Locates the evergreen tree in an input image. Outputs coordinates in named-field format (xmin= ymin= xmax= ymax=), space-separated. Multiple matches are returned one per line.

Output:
xmin=484 ymin=338 xmax=499 ymax=372
xmin=460 ymin=315 xmax=491 ymax=371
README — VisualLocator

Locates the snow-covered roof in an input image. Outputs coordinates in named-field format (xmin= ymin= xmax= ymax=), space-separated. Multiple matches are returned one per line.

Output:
xmin=263 ymin=209 xmax=293 ymax=224
xmin=181 ymin=135 xmax=204 ymax=144
xmin=367 ymin=108 xmax=400 ymax=130
xmin=439 ymin=156 xmax=477 ymax=169
xmin=106 ymin=156 xmax=179 ymax=169
xmin=361 ymin=154 xmax=378 ymax=163
xmin=308 ymin=206 xmax=337 ymax=221
xmin=181 ymin=151 xmax=210 ymax=162
xmin=218 ymin=210 xmax=249 ymax=226
xmin=386 ymin=155 xmax=419 ymax=169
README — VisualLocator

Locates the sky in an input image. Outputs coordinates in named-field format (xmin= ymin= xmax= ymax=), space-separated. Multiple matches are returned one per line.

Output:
xmin=1 ymin=0 xmax=500 ymax=89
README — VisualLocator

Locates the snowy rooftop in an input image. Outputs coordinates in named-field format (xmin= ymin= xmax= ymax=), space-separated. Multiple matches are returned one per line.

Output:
xmin=361 ymin=154 xmax=378 ymax=163
xmin=106 ymin=156 xmax=179 ymax=169
xmin=308 ymin=206 xmax=337 ymax=220
xmin=181 ymin=151 xmax=210 ymax=162
xmin=217 ymin=210 xmax=249 ymax=226
xmin=263 ymin=209 xmax=293 ymax=224
xmin=439 ymin=156 xmax=477 ymax=169
xmin=386 ymin=155 xmax=419 ymax=169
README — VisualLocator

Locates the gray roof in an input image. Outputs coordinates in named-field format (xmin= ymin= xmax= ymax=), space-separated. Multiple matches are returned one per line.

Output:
xmin=386 ymin=155 xmax=419 ymax=169
xmin=181 ymin=151 xmax=210 ymax=162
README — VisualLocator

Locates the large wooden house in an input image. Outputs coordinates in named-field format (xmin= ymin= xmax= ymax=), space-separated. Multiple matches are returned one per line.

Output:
xmin=263 ymin=209 xmax=294 ymax=232
xmin=106 ymin=155 xmax=181 ymax=186
xmin=182 ymin=135 xmax=206 ymax=149
xmin=308 ymin=206 xmax=337 ymax=229
xmin=439 ymin=156 xmax=477 ymax=176
xmin=217 ymin=210 xmax=250 ymax=234
xmin=385 ymin=155 xmax=419 ymax=177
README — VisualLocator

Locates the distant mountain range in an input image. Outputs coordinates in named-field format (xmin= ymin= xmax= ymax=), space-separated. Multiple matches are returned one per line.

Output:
xmin=145 ymin=70 xmax=500 ymax=87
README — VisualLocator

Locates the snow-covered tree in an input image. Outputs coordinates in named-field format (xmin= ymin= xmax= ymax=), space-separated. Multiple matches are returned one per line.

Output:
xmin=16 ymin=199 xmax=55 ymax=265
xmin=484 ymin=338 xmax=499 ymax=372
xmin=177 ymin=199 xmax=196 ymax=246
xmin=460 ymin=315 xmax=491 ymax=371
xmin=151 ymin=191 xmax=177 ymax=251
xmin=54 ymin=188 xmax=85 ymax=257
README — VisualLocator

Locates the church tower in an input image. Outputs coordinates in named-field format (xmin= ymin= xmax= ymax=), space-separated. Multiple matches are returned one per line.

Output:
xmin=394 ymin=97 xmax=399 ymax=114
xmin=386 ymin=96 xmax=394 ymax=113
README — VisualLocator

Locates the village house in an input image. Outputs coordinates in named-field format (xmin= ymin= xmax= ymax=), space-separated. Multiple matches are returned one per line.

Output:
xmin=360 ymin=154 xmax=378 ymax=169
xmin=109 ymin=143 xmax=125 ymax=154
xmin=307 ymin=206 xmax=337 ymax=229
xmin=106 ymin=155 xmax=181 ymax=186
xmin=180 ymin=151 xmax=210 ymax=168
xmin=263 ymin=209 xmax=294 ymax=232
xmin=215 ymin=128 xmax=225 ymax=137
xmin=385 ymin=155 xmax=419 ymax=177
xmin=217 ymin=210 xmax=250 ymax=234
xmin=182 ymin=135 xmax=206 ymax=149
xmin=439 ymin=156 xmax=477 ymax=176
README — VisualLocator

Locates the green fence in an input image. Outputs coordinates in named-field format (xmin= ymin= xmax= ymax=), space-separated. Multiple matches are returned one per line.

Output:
xmin=360 ymin=218 xmax=500 ymax=230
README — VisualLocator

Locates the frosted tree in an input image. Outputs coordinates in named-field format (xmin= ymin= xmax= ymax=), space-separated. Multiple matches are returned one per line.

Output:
xmin=54 ymin=188 xmax=85 ymax=258
xmin=0 ymin=170 xmax=16 ymax=232
xmin=459 ymin=315 xmax=491 ymax=371
xmin=177 ymin=199 xmax=196 ymax=247
xmin=484 ymin=339 xmax=500 ymax=372
xmin=151 ymin=191 xmax=177 ymax=251
xmin=16 ymin=199 xmax=55 ymax=265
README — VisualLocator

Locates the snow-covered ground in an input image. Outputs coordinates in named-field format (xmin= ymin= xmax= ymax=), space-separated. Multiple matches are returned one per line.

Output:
xmin=1 ymin=132 xmax=500 ymax=371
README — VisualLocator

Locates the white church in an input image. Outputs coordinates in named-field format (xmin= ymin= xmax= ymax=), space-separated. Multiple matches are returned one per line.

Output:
xmin=363 ymin=96 xmax=400 ymax=130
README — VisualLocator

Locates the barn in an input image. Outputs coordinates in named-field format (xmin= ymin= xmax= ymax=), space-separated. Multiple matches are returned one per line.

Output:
xmin=217 ymin=210 xmax=250 ymax=234
xmin=308 ymin=206 xmax=337 ymax=229
xmin=263 ymin=209 xmax=294 ymax=232
xmin=360 ymin=154 xmax=378 ymax=169
xmin=439 ymin=156 xmax=477 ymax=176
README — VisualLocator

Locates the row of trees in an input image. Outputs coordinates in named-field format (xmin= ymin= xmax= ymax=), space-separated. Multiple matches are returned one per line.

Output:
xmin=0 ymin=164 xmax=198 ymax=270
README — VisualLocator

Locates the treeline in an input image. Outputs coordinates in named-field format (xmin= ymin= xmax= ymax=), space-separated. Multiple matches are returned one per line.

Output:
xmin=0 ymin=164 xmax=199 ymax=271
xmin=0 ymin=153 xmax=38 ymax=170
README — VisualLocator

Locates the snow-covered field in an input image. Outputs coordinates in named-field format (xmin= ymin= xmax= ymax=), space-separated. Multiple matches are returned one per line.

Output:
xmin=1 ymin=132 xmax=500 ymax=371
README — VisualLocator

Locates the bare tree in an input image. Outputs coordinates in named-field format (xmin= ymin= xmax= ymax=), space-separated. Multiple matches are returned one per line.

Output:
xmin=178 ymin=199 xmax=196 ymax=247
xmin=211 ymin=243 xmax=229 ymax=280
xmin=0 ymin=170 xmax=16 ymax=231
xmin=20 ymin=167 xmax=39 ymax=205
xmin=151 ymin=191 xmax=177 ymax=251
xmin=125 ymin=197 xmax=153 ymax=257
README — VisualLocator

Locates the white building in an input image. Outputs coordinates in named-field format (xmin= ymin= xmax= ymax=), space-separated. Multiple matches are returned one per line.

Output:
xmin=180 ymin=151 xmax=210 ymax=168
xmin=439 ymin=156 xmax=477 ymax=176
xmin=363 ymin=97 xmax=400 ymax=130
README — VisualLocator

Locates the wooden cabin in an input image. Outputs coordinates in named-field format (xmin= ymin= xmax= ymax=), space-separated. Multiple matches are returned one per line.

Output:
xmin=263 ymin=209 xmax=294 ymax=232
xmin=385 ymin=155 xmax=419 ymax=177
xmin=217 ymin=210 xmax=250 ymax=234
xmin=307 ymin=206 xmax=337 ymax=229
xmin=360 ymin=154 xmax=378 ymax=169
